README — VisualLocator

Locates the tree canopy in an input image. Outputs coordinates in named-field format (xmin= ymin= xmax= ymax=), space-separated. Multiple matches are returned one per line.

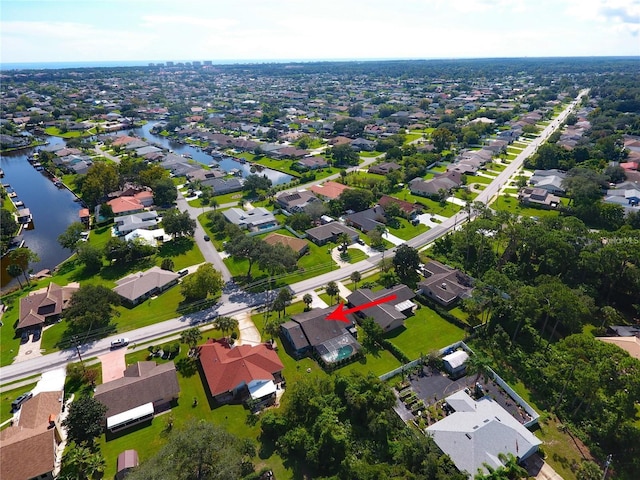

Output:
xmin=180 ymin=263 xmax=223 ymax=301
xmin=62 ymin=396 xmax=108 ymax=446
xmin=127 ymin=420 xmax=254 ymax=480
xmin=63 ymin=284 xmax=121 ymax=336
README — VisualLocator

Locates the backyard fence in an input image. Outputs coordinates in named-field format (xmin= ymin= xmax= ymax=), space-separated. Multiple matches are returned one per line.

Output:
xmin=379 ymin=340 xmax=540 ymax=428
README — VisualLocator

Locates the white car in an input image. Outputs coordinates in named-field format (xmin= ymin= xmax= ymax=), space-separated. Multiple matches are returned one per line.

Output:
xmin=110 ymin=338 xmax=130 ymax=349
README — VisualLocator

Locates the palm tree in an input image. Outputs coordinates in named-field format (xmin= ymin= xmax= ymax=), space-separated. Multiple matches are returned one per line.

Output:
xmin=326 ymin=281 xmax=339 ymax=305
xmin=180 ymin=327 xmax=202 ymax=354
xmin=302 ymin=293 xmax=313 ymax=311
xmin=213 ymin=316 xmax=239 ymax=340
xmin=209 ymin=197 xmax=219 ymax=211
xmin=350 ymin=271 xmax=362 ymax=289
xmin=465 ymin=351 xmax=492 ymax=389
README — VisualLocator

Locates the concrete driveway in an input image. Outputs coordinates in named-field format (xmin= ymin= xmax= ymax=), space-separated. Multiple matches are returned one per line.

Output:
xmin=100 ymin=350 xmax=126 ymax=382
xmin=416 ymin=213 xmax=449 ymax=229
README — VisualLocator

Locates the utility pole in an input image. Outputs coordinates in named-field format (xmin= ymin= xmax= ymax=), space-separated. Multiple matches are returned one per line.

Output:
xmin=72 ymin=336 xmax=86 ymax=373
xmin=602 ymin=454 xmax=612 ymax=480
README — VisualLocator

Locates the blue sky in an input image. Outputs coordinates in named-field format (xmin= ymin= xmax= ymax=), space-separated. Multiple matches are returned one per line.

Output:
xmin=1 ymin=0 xmax=639 ymax=64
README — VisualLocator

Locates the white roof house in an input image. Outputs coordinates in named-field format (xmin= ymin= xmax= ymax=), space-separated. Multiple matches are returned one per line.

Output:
xmin=427 ymin=391 xmax=541 ymax=478
xmin=222 ymin=207 xmax=277 ymax=230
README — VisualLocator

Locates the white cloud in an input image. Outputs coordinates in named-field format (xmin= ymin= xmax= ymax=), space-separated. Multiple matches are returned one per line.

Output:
xmin=565 ymin=0 xmax=640 ymax=34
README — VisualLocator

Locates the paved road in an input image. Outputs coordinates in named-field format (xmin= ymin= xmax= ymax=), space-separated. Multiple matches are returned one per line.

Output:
xmin=176 ymin=190 xmax=232 ymax=282
xmin=0 ymin=93 xmax=586 ymax=387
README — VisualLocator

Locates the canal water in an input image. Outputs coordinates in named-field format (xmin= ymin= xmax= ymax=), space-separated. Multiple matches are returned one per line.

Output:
xmin=1 ymin=124 xmax=293 ymax=288
xmin=129 ymin=121 xmax=293 ymax=185
xmin=1 ymin=137 xmax=81 ymax=287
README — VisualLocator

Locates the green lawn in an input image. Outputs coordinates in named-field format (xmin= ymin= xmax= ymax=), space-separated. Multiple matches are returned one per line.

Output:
xmin=384 ymin=305 xmax=466 ymax=360
xmin=99 ymin=344 xmax=289 ymax=479
xmin=429 ymin=164 xmax=448 ymax=173
xmin=512 ymin=141 xmax=529 ymax=149
xmin=358 ymin=151 xmax=382 ymax=158
xmin=387 ymin=217 xmax=429 ymax=241
xmin=469 ymin=174 xmax=495 ymax=184
xmin=491 ymin=195 xmax=562 ymax=219
xmin=403 ymin=133 xmax=423 ymax=143
xmin=345 ymin=248 xmax=367 ymax=264
xmin=221 ymin=229 xmax=338 ymax=288
xmin=395 ymin=192 xmax=462 ymax=217
xmin=340 ymin=348 xmax=402 ymax=376
xmin=1 ymin=382 xmax=38 ymax=426
xmin=235 ymin=152 xmax=301 ymax=178
xmin=44 ymin=126 xmax=87 ymax=138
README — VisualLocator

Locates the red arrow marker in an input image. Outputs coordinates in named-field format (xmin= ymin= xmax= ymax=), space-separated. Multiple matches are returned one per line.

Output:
xmin=326 ymin=294 xmax=397 ymax=323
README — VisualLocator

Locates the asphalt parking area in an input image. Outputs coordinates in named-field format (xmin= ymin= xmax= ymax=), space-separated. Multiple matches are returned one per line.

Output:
xmin=100 ymin=349 xmax=126 ymax=382
xmin=409 ymin=366 xmax=469 ymax=405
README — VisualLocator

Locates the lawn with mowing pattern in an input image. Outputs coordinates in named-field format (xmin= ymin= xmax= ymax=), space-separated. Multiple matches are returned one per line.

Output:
xmin=384 ymin=305 xmax=466 ymax=360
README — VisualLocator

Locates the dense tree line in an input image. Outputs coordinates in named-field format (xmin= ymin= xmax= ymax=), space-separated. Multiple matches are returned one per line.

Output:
xmin=260 ymin=372 xmax=466 ymax=479
xmin=432 ymin=210 xmax=640 ymax=478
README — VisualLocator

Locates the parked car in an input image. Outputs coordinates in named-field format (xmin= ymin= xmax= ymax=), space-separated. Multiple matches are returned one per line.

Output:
xmin=11 ymin=392 xmax=33 ymax=411
xmin=203 ymin=235 xmax=210 ymax=241
xmin=178 ymin=269 xmax=189 ymax=277
xmin=20 ymin=331 xmax=29 ymax=344
xmin=110 ymin=338 xmax=130 ymax=349
xmin=356 ymin=238 xmax=365 ymax=245
xmin=32 ymin=329 xmax=41 ymax=341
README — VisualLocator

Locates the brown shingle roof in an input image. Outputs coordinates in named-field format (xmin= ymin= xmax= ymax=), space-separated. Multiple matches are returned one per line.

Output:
xmin=18 ymin=282 xmax=79 ymax=330
xmin=263 ymin=233 xmax=308 ymax=255
xmin=94 ymin=361 xmax=180 ymax=417
xmin=0 ymin=391 xmax=63 ymax=480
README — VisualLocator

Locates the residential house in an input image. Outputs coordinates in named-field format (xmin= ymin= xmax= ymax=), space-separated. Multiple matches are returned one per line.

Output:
xmin=222 ymin=207 xmax=278 ymax=230
xmin=605 ymin=325 xmax=640 ymax=337
xmin=426 ymin=390 xmax=541 ymax=478
xmin=350 ymin=138 xmax=376 ymax=151
xmin=297 ymin=156 xmax=329 ymax=170
xmin=418 ymin=260 xmax=474 ymax=306
xmin=114 ymin=211 xmax=159 ymax=236
xmin=345 ymin=205 xmax=387 ymax=233
xmin=263 ymin=232 xmax=309 ymax=256
xmin=310 ymin=181 xmax=352 ymax=200
xmin=597 ymin=336 xmax=640 ymax=360
xmin=18 ymin=282 xmax=80 ymax=331
xmin=275 ymin=190 xmax=319 ymax=213
xmin=517 ymin=187 xmax=561 ymax=209
xmin=346 ymin=284 xmax=417 ymax=332
xmin=368 ymin=162 xmax=401 ymax=175
xmin=198 ymin=340 xmax=284 ymax=405
xmin=305 ymin=222 xmax=360 ymax=246
xmin=0 ymin=391 xmax=65 ymax=480
xmin=113 ymin=266 xmax=180 ymax=305
xmin=281 ymin=307 xmax=360 ymax=364
xmin=107 ymin=196 xmax=145 ymax=216
xmin=79 ymin=207 xmax=90 ymax=226
xmin=94 ymin=361 xmax=180 ymax=432
xmin=378 ymin=195 xmax=421 ymax=218
xmin=203 ymin=177 xmax=244 ymax=196
xmin=409 ymin=170 xmax=463 ymax=198
xmin=270 ymin=146 xmax=309 ymax=159
xmin=529 ymin=169 xmax=567 ymax=195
